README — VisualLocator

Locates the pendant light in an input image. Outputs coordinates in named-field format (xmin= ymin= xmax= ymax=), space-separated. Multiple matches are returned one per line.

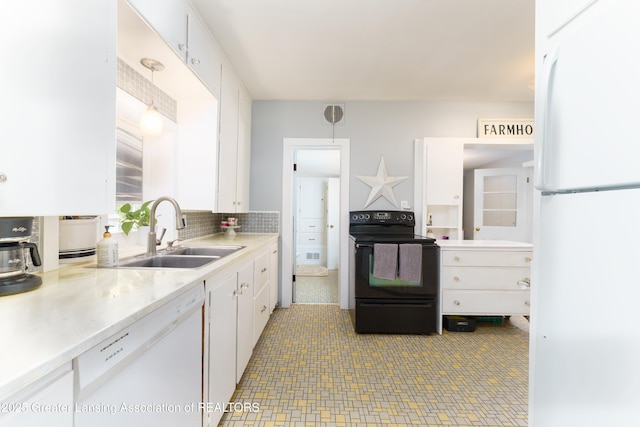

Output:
xmin=139 ymin=58 xmax=164 ymax=135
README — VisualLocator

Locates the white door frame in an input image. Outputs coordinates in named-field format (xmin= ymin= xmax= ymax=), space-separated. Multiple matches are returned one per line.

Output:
xmin=281 ymin=138 xmax=350 ymax=309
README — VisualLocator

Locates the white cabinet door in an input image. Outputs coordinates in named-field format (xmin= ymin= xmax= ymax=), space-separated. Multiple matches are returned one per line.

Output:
xmin=236 ymin=86 xmax=252 ymax=212
xmin=1 ymin=0 xmax=116 ymax=216
xmin=269 ymin=243 xmax=279 ymax=312
xmin=217 ymin=64 xmax=240 ymax=213
xmin=473 ymin=168 xmax=531 ymax=242
xmin=126 ymin=0 xmax=188 ymax=61
xmin=186 ymin=6 xmax=222 ymax=98
xmin=207 ymin=274 xmax=237 ymax=425
xmin=253 ymin=284 xmax=270 ymax=346
xmin=236 ymin=263 xmax=254 ymax=383
xmin=254 ymin=251 xmax=270 ymax=296
xmin=425 ymin=140 xmax=463 ymax=205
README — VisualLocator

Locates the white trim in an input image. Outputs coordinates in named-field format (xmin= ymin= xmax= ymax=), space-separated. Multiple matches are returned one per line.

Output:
xmin=281 ymin=138 xmax=350 ymax=309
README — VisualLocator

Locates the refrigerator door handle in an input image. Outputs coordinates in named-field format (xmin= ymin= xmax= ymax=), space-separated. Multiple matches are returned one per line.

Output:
xmin=534 ymin=47 xmax=560 ymax=193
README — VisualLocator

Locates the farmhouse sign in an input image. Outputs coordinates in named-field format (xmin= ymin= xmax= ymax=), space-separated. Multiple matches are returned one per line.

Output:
xmin=478 ymin=119 xmax=534 ymax=138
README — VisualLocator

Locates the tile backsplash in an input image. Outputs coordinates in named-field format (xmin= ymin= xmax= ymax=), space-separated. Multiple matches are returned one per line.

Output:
xmin=117 ymin=58 xmax=177 ymax=122
xmin=178 ymin=211 xmax=280 ymax=240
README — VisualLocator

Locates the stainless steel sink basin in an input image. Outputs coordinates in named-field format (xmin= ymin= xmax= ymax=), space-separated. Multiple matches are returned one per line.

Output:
xmin=117 ymin=255 xmax=218 ymax=269
xmin=164 ymin=245 xmax=244 ymax=257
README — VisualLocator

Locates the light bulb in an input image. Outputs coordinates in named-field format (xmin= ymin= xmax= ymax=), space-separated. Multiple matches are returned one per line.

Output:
xmin=140 ymin=104 xmax=163 ymax=135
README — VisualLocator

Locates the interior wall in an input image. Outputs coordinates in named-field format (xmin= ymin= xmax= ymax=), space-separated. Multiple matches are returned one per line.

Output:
xmin=250 ymin=100 xmax=534 ymax=213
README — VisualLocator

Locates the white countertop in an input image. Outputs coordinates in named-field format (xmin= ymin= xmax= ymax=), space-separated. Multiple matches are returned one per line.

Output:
xmin=436 ymin=239 xmax=533 ymax=249
xmin=0 ymin=233 xmax=278 ymax=401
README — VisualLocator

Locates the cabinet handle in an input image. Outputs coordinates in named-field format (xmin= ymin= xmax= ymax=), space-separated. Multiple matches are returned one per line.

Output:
xmin=178 ymin=43 xmax=187 ymax=52
xmin=525 ymin=257 xmax=532 ymax=262
xmin=453 ymin=276 xmax=460 ymax=282
xmin=475 ymin=227 xmax=480 ymax=231
xmin=261 ymin=305 xmax=267 ymax=313
xmin=517 ymin=278 xmax=531 ymax=289
xmin=525 ymin=301 xmax=530 ymax=306
xmin=454 ymin=300 xmax=461 ymax=306
xmin=261 ymin=268 xmax=267 ymax=273
xmin=232 ymin=290 xmax=238 ymax=296
xmin=454 ymin=256 xmax=461 ymax=261
xmin=190 ymin=58 xmax=201 ymax=65
xmin=240 ymin=283 xmax=250 ymax=289
xmin=272 ymin=250 xmax=277 ymax=254
xmin=0 ymin=172 xmax=6 ymax=183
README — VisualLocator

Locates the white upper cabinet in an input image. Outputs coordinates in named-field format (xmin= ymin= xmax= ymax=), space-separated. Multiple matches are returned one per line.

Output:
xmin=128 ymin=0 xmax=223 ymax=98
xmin=425 ymin=139 xmax=464 ymax=205
xmin=0 ymin=0 xmax=116 ymax=216
xmin=217 ymin=64 xmax=252 ymax=213
xmin=127 ymin=0 xmax=189 ymax=61
xmin=186 ymin=5 xmax=222 ymax=98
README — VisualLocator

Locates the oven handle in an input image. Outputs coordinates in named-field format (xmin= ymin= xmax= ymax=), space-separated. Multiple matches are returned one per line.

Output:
xmin=356 ymin=243 xmax=374 ymax=249
xmin=359 ymin=301 xmax=434 ymax=308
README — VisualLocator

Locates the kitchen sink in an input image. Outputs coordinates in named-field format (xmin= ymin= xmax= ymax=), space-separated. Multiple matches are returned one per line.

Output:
xmin=164 ymin=245 xmax=245 ymax=257
xmin=117 ymin=255 xmax=218 ymax=269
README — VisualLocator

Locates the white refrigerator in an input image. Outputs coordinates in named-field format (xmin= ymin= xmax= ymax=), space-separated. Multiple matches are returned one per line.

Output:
xmin=530 ymin=0 xmax=640 ymax=426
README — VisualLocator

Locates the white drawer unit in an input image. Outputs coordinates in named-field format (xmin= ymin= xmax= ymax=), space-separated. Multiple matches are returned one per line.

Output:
xmin=441 ymin=266 xmax=530 ymax=290
xmin=253 ymin=284 xmax=270 ymax=346
xmin=298 ymin=218 xmax=326 ymax=233
xmin=438 ymin=242 xmax=533 ymax=333
xmin=442 ymin=290 xmax=531 ymax=315
xmin=254 ymin=251 xmax=270 ymax=296
xmin=442 ymin=250 xmax=532 ymax=267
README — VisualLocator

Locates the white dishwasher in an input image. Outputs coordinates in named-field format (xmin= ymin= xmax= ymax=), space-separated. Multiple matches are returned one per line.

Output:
xmin=74 ymin=284 xmax=204 ymax=427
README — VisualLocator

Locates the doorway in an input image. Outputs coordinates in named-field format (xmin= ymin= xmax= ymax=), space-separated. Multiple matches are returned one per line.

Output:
xmin=281 ymin=138 xmax=350 ymax=309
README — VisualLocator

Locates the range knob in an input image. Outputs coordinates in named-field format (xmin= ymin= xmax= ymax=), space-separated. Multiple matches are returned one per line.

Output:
xmin=401 ymin=214 xmax=407 ymax=220
xmin=359 ymin=214 xmax=365 ymax=220
xmin=352 ymin=214 xmax=359 ymax=221
xmin=407 ymin=214 xmax=413 ymax=221
xmin=364 ymin=214 xmax=370 ymax=220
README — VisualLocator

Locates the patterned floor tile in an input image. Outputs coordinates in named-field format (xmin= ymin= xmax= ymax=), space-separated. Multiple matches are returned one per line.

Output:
xmin=219 ymin=305 xmax=529 ymax=426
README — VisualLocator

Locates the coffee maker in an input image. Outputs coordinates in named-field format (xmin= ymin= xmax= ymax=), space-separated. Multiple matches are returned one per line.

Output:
xmin=0 ymin=217 xmax=42 ymax=296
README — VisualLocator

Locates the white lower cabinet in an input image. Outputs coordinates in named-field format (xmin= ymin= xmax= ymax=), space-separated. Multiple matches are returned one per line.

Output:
xmin=439 ymin=242 xmax=532 ymax=333
xmin=206 ymin=274 xmax=237 ymax=427
xmin=0 ymin=364 xmax=73 ymax=427
xmin=253 ymin=285 xmax=270 ymax=347
xmin=236 ymin=263 xmax=254 ymax=383
xmin=253 ymin=252 xmax=270 ymax=346
xmin=204 ymin=241 xmax=277 ymax=427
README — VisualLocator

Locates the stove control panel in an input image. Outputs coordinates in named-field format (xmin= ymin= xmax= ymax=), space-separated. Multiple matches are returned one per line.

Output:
xmin=350 ymin=210 xmax=415 ymax=226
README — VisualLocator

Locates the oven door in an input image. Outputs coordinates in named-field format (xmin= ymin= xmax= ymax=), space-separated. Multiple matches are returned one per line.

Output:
xmin=354 ymin=243 xmax=439 ymax=299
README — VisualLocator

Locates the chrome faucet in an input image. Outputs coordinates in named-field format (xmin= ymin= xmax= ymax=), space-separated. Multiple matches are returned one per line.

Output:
xmin=146 ymin=196 xmax=186 ymax=256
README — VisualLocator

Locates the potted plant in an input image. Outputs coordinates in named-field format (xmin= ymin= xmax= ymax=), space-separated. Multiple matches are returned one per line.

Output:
xmin=117 ymin=200 xmax=155 ymax=237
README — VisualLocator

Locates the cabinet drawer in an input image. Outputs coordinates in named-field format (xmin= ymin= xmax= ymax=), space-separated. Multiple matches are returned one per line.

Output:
xmin=442 ymin=250 xmax=532 ymax=267
xmin=297 ymin=232 xmax=325 ymax=245
xmin=441 ymin=266 xmax=531 ymax=290
xmin=253 ymin=285 xmax=270 ymax=346
xmin=254 ymin=252 xmax=270 ymax=296
xmin=298 ymin=218 xmax=325 ymax=232
xmin=442 ymin=290 xmax=530 ymax=315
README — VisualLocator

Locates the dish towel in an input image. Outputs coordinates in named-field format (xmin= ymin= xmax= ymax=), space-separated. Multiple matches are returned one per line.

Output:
xmin=399 ymin=244 xmax=422 ymax=282
xmin=373 ymin=243 xmax=398 ymax=280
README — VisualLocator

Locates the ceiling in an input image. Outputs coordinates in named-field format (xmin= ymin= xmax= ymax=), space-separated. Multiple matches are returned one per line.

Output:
xmin=191 ymin=0 xmax=535 ymax=102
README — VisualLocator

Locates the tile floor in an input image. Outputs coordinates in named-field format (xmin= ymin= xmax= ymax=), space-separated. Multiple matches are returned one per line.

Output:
xmin=294 ymin=269 xmax=340 ymax=304
xmin=219 ymin=303 xmax=529 ymax=426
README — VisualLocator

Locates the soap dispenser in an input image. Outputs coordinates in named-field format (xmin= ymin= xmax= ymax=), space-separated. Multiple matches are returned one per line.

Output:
xmin=97 ymin=225 xmax=119 ymax=267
